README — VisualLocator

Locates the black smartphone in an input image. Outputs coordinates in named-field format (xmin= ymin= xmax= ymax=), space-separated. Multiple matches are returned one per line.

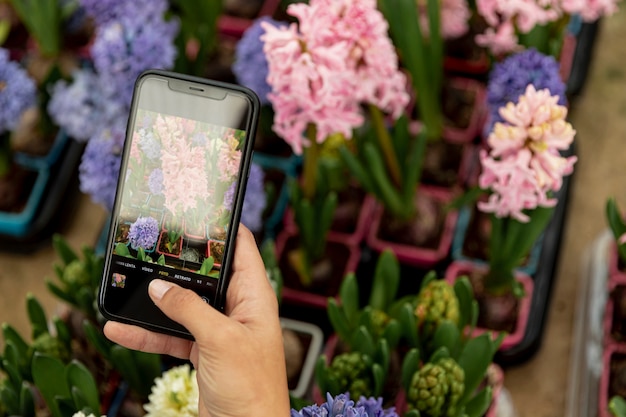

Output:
xmin=98 ymin=70 xmax=259 ymax=339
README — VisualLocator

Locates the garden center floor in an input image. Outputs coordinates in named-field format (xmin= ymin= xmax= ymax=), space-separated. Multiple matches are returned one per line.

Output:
xmin=1 ymin=9 xmax=626 ymax=417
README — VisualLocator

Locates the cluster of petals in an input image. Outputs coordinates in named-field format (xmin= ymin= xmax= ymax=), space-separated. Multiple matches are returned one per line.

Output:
xmin=478 ymin=85 xmax=577 ymax=222
xmin=261 ymin=0 xmax=409 ymax=154
xmin=475 ymin=0 xmax=620 ymax=54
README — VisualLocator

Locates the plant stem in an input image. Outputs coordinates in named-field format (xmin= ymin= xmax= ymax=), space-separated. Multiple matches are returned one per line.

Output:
xmin=369 ymin=105 xmax=402 ymax=187
xmin=302 ymin=124 xmax=320 ymax=200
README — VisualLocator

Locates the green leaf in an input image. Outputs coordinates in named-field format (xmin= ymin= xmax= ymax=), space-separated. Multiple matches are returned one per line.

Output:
xmin=19 ymin=381 xmax=35 ymax=417
xmin=82 ymin=320 xmax=113 ymax=359
xmin=339 ymin=273 xmax=360 ymax=326
xmin=314 ymin=355 xmax=330 ymax=397
xmin=32 ymin=353 xmax=71 ymax=417
xmin=457 ymin=334 xmax=496 ymax=404
xmin=371 ymin=363 xmax=385 ymax=397
xmin=46 ymin=281 xmax=76 ymax=306
xmin=114 ymin=243 xmax=131 ymax=257
xmin=2 ymin=357 xmax=23 ymax=390
xmin=66 ymin=361 xmax=100 ymax=414
xmin=398 ymin=302 xmax=419 ymax=348
xmin=52 ymin=316 xmax=72 ymax=348
xmin=402 ymin=128 xmax=427 ymax=207
xmin=369 ymin=250 xmax=400 ymax=311
xmin=609 ymin=395 xmax=626 ymax=417
xmin=606 ymin=198 xmax=626 ymax=262
xmin=327 ymin=298 xmax=352 ymax=344
xmin=0 ymin=385 xmax=19 ymax=415
xmin=429 ymin=346 xmax=450 ymax=363
xmin=405 ymin=410 xmax=421 ymax=417
xmin=52 ymin=235 xmax=78 ymax=266
xmin=26 ymin=295 xmax=48 ymax=340
xmin=464 ymin=387 xmax=493 ymax=417
xmin=339 ymin=145 xmax=376 ymax=195
xmin=382 ymin=319 xmax=402 ymax=350
xmin=401 ymin=348 xmax=420 ymax=392
xmin=432 ymin=320 xmax=461 ymax=358
xmin=454 ymin=276 xmax=475 ymax=329
xmin=2 ymin=324 xmax=29 ymax=359
xmin=351 ymin=326 xmax=375 ymax=358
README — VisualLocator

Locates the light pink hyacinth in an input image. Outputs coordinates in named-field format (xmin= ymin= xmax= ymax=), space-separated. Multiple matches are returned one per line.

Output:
xmin=217 ymin=132 xmax=242 ymax=183
xmin=475 ymin=0 xmax=620 ymax=54
xmin=418 ymin=0 xmax=471 ymax=39
xmin=478 ymin=85 xmax=577 ymax=222
xmin=261 ymin=0 xmax=409 ymax=155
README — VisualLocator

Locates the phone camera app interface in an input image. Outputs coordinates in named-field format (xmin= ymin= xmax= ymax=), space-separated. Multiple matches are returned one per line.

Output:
xmin=108 ymin=109 xmax=246 ymax=300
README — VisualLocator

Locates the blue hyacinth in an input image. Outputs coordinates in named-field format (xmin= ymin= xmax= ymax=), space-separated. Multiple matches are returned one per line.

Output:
xmin=233 ymin=17 xmax=287 ymax=105
xmin=128 ymin=216 xmax=160 ymax=250
xmin=485 ymin=48 xmax=567 ymax=134
xmin=148 ymin=168 xmax=164 ymax=195
xmin=80 ymin=0 xmax=170 ymax=27
xmin=0 ymin=48 xmax=37 ymax=134
xmin=241 ymin=163 xmax=267 ymax=233
xmin=291 ymin=393 xmax=398 ymax=417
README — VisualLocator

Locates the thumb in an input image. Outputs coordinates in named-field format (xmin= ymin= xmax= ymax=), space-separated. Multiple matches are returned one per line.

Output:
xmin=148 ymin=279 xmax=226 ymax=339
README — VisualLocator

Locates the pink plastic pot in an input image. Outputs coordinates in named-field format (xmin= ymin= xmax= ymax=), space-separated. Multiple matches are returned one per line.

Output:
xmin=366 ymin=186 xmax=459 ymax=269
xmin=598 ymin=343 xmax=626 ymax=417
xmin=444 ymin=260 xmax=534 ymax=351
xmin=608 ymin=242 xmax=626 ymax=285
xmin=275 ymin=228 xmax=361 ymax=310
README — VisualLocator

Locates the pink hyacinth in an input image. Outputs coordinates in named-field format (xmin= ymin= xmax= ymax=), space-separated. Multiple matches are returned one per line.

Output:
xmin=478 ymin=85 xmax=577 ymax=222
xmin=217 ymin=132 xmax=243 ymax=183
xmin=261 ymin=0 xmax=409 ymax=154
xmin=418 ymin=0 xmax=471 ymax=39
xmin=154 ymin=114 xmax=209 ymax=216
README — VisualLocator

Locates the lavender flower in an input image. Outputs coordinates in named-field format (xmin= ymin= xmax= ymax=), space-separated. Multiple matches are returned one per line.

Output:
xmin=137 ymin=128 xmax=161 ymax=160
xmin=148 ymin=168 xmax=164 ymax=195
xmin=80 ymin=0 xmax=169 ymax=26
xmin=233 ymin=17 xmax=286 ymax=105
xmin=48 ymin=68 xmax=124 ymax=142
xmin=78 ymin=121 xmax=126 ymax=210
xmin=0 ymin=48 xmax=37 ymax=134
xmin=91 ymin=14 xmax=178 ymax=107
xmin=128 ymin=216 xmax=160 ymax=250
xmin=485 ymin=48 xmax=566 ymax=134
xmin=291 ymin=393 xmax=398 ymax=417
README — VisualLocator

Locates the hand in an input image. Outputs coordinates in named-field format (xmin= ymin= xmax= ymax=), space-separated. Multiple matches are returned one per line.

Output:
xmin=104 ymin=225 xmax=290 ymax=417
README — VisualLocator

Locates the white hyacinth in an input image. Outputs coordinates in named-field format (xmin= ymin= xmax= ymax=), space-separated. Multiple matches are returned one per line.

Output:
xmin=144 ymin=364 xmax=199 ymax=417
xmin=72 ymin=412 xmax=104 ymax=417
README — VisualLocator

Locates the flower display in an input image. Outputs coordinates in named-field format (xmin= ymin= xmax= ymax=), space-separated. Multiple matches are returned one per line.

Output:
xmin=148 ymin=168 xmax=164 ymax=195
xmin=128 ymin=216 xmax=160 ymax=250
xmin=78 ymin=123 xmax=126 ymax=210
xmin=478 ymin=84 xmax=577 ymax=222
xmin=233 ymin=17 xmax=287 ymax=105
xmin=48 ymin=68 xmax=124 ymax=142
xmin=217 ymin=132 xmax=243 ymax=183
xmin=261 ymin=0 xmax=409 ymax=154
xmin=144 ymin=364 xmax=199 ymax=417
xmin=485 ymin=48 xmax=566 ymax=133
xmin=0 ymin=48 xmax=37 ymax=134
xmin=291 ymin=393 xmax=398 ymax=417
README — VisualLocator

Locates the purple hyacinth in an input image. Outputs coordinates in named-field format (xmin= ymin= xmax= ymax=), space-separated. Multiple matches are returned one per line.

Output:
xmin=148 ymin=168 xmax=164 ymax=195
xmin=233 ymin=17 xmax=287 ymax=105
xmin=0 ymin=48 xmax=37 ymax=134
xmin=80 ymin=0 xmax=169 ymax=27
xmin=78 ymin=121 xmax=126 ymax=210
xmin=291 ymin=393 xmax=398 ymax=417
xmin=240 ymin=163 xmax=267 ymax=232
xmin=128 ymin=216 xmax=160 ymax=250
xmin=485 ymin=48 xmax=567 ymax=134
xmin=48 ymin=68 xmax=124 ymax=142
xmin=90 ymin=13 xmax=178 ymax=107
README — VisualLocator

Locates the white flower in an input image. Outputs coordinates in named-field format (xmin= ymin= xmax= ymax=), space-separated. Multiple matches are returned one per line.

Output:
xmin=72 ymin=412 xmax=104 ymax=417
xmin=144 ymin=364 xmax=199 ymax=417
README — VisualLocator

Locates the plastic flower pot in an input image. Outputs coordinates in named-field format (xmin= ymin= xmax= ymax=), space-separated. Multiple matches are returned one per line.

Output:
xmin=275 ymin=228 xmax=362 ymax=310
xmin=280 ymin=317 xmax=324 ymax=399
xmin=366 ymin=186 xmax=459 ymax=269
xmin=15 ymin=129 xmax=69 ymax=169
xmin=451 ymin=205 xmax=544 ymax=277
xmin=598 ymin=343 xmax=626 ymax=417
xmin=409 ymin=77 xmax=487 ymax=144
xmin=444 ymin=260 xmax=534 ymax=351
xmin=608 ymin=242 xmax=626 ymax=285
xmin=0 ymin=164 xmax=50 ymax=238
xmin=157 ymin=231 xmax=183 ymax=259
xmin=208 ymin=239 xmax=226 ymax=267
xmin=604 ymin=284 xmax=626 ymax=346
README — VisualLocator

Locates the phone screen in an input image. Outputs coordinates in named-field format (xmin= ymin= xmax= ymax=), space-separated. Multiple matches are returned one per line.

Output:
xmin=99 ymin=72 xmax=258 ymax=337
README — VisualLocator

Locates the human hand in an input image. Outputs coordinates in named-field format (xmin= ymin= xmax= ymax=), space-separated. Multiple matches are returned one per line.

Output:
xmin=103 ymin=225 xmax=290 ymax=417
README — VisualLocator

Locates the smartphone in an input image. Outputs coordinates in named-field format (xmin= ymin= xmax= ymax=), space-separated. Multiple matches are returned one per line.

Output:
xmin=98 ymin=70 xmax=259 ymax=339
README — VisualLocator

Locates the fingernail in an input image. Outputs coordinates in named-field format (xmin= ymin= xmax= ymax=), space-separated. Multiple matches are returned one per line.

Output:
xmin=149 ymin=279 xmax=173 ymax=301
